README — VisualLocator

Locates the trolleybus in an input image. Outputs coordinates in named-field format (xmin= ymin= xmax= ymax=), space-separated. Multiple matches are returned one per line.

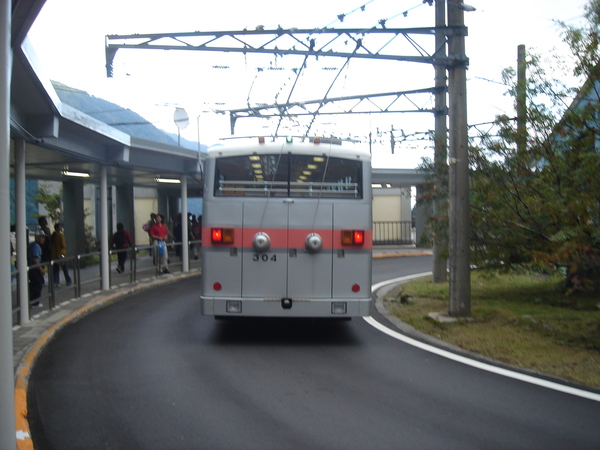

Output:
xmin=200 ymin=136 xmax=372 ymax=318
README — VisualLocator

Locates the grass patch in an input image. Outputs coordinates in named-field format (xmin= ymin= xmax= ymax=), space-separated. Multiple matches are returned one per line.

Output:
xmin=383 ymin=271 xmax=600 ymax=389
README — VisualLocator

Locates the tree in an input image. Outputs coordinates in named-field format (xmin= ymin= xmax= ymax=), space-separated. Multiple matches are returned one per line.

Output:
xmin=32 ymin=184 xmax=63 ymax=224
xmin=558 ymin=0 xmax=600 ymax=80
xmin=419 ymin=0 xmax=600 ymax=293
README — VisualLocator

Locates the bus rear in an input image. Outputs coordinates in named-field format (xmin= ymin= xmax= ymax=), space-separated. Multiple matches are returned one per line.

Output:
xmin=200 ymin=137 xmax=372 ymax=318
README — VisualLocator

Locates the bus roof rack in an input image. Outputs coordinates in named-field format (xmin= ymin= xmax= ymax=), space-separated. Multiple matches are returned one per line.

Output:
xmin=218 ymin=135 xmax=358 ymax=145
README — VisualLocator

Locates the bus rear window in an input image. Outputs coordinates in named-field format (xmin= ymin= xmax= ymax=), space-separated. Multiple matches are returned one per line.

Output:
xmin=214 ymin=154 xmax=363 ymax=199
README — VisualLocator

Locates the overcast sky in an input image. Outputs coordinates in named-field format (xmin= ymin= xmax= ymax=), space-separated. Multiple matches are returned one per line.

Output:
xmin=27 ymin=0 xmax=588 ymax=168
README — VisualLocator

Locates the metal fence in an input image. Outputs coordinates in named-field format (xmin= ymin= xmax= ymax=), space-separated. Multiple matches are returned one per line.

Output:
xmin=372 ymin=221 xmax=415 ymax=245
xmin=11 ymin=241 xmax=202 ymax=327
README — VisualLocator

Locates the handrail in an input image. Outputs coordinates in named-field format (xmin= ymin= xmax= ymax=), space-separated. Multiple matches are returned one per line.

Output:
xmin=372 ymin=221 xmax=415 ymax=245
xmin=12 ymin=242 xmax=202 ymax=326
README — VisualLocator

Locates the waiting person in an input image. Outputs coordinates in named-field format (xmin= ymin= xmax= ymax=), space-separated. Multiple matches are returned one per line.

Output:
xmin=50 ymin=223 xmax=72 ymax=286
xmin=37 ymin=216 xmax=52 ymax=263
xmin=46 ymin=223 xmax=72 ymax=286
xmin=143 ymin=213 xmax=156 ymax=256
xmin=28 ymin=231 xmax=47 ymax=307
xmin=149 ymin=213 xmax=169 ymax=274
xmin=111 ymin=222 xmax=132 ymax=273
xmin=191 ymin=214 xmax=202 ymax=260
xmin=174 ymin=213 xmax=183 ymax=258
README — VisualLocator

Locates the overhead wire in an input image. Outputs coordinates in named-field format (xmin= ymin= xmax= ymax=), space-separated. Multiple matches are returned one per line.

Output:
xmin=241 ymin=0 xmax=436 ymax=149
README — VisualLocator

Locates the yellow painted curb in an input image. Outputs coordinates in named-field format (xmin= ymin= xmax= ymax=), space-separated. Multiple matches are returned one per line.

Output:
xmin=14 ymin=273 xmax=200 ymax=449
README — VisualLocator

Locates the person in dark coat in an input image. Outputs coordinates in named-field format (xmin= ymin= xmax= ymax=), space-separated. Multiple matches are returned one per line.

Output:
xmin=28 ymin=231 xmax=47 ymax=307
xmin=111 ymin=222 xmax=133 ymax=273
xmin=50 ymin=222 xmax=72 ymax=286
xmin=37 ymin=216 xmax=51 ymax=263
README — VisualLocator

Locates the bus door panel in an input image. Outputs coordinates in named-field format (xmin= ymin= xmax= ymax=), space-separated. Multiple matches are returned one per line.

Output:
xmin=287 ymin=203 xmax=333 ymax=298
xmin=202 ymin=202 xmax=243 ymax=298
xmin=241 ymin=202 xmax=288 ymax=298
xmin=332 ymin=203 xmax=372 ymax=298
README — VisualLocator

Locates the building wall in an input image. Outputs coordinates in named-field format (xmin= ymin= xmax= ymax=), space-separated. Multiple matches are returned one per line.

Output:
xmin=134 ymin=195 xmax=159 ymax=246
xmin=372 ymin=187 xmax=411 ymax=222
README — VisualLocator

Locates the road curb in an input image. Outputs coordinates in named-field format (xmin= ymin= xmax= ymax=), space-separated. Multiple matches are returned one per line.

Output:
xmin=372 ymin=277 xmax=600 ymax=397
xmin=372 ymin=252 xmax=432 ymax=258
xmin=14 ymin=272 xmax=202 ymax=449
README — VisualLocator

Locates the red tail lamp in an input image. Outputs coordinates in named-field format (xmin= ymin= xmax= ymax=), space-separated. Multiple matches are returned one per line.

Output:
xmin=342 ymin=230 xmax=365 ymax=246
xmin=211 ymin=227 xmax=234 ymax=244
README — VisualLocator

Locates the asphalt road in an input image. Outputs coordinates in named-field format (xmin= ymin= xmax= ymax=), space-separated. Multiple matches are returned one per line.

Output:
xmin=28 ymin=256 xmax=600 ymax=449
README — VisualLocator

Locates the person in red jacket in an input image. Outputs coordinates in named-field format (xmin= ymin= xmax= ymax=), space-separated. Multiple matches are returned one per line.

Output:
xmin=149 ymin=213 xmax=169 ymax=273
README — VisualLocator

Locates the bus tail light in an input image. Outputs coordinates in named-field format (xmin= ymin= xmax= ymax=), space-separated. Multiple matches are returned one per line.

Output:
xmin=342 ymin=230 xmax=365 ymax=246
xmin=211 ymin=227 xmax=234 ymax=244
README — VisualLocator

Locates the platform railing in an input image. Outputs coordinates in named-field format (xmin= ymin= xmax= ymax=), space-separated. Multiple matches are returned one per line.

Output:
xmin=11 ymin=241 xmax=202 ymax=326
xmin=372 ymin=221 xmax=415 ymax=245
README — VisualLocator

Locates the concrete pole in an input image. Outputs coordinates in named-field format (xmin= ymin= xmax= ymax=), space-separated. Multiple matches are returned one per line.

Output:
xmin=516 ymin=44 xmax=527 ymax=154
xmin=0 ymin=0 xmax=15 ymax=445
xmin=100 ymin=166 xmax=110 ymax=290
xmin=181 ymin=176 xmax=189 ymax=272
xmin=16 ymin=138 xmax=29 ymax=324
xmin=63 ymin=179 xmax=86 ymax=257
xmin=433 ymin=0 xmax=448 ymax=283
xmin=447 ymin=0 xmax=471 ymax=316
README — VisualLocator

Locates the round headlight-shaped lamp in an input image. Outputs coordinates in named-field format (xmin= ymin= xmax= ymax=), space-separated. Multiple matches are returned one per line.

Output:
xmin=252 ymin=232 xmax=271 ymax=253
xmin=305 ymin=233 xmax=323 ymax=253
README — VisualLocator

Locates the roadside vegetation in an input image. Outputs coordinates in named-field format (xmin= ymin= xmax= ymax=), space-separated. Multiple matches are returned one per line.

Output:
xmin=383 ymin=271 xmax=600 ymax=389
xmin=404 ymin=1 xmax=600 ymax=389
xmin=419 ymin=0 xmax=600 ymax=294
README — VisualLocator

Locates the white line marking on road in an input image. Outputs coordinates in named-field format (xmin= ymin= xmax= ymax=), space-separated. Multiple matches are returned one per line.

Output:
xmin=368 ymin=276 xmax=600 ymax=403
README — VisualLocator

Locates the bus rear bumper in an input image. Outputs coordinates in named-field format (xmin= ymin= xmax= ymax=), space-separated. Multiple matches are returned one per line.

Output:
xmin=200 ymin=296 xmax=372 ymax=318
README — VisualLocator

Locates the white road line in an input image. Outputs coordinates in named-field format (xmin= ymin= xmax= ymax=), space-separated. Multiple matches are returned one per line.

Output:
xmin=368 ymin=276 xmax=600 ymax=403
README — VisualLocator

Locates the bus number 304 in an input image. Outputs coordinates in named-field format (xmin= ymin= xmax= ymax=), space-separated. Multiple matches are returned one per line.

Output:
xmin=253 ymin=253 xmax=277 ymax=262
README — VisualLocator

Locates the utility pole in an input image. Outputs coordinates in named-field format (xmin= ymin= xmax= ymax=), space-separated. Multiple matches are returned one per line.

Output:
xmin=516 ymin=44 xmax=527 ymax=154
xmin=447 ymin=0 xmax=471 ymax=316
xmin=432 ymin=0 xmax=448 ymax=283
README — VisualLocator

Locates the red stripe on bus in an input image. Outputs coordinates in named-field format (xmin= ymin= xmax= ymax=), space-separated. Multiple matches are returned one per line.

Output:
xmin=203 ymin=227 xmax=372 ymax=249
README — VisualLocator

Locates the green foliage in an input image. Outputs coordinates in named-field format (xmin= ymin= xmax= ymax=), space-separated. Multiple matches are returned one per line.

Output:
xmin=32 ymin=184 xmax=63 ymax=223
xmin=469 ymin=52 xmax=600 ymax=290
xmin=419 ymin=0 xmax=600 ymax=293
xmin=558 ymin=0 xmax=600 ymax=78
xmin=84 ymin=224 xmax=99 ymax=253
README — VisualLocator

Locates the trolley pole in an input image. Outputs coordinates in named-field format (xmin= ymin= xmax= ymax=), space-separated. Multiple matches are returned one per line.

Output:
xmin=432 ymin=0 xmax=448 ymax=283
xmin=447 ymin=0 xmax=471 ymax=316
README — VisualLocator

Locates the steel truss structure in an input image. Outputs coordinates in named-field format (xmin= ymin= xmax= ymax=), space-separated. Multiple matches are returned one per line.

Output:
xmin=105 ymin=26 xmax=465 ymax=134
xmin=105 ymin=26 xmax=467 ymax=76
xmin=224 ymin=87 xmax=443 ymax=134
